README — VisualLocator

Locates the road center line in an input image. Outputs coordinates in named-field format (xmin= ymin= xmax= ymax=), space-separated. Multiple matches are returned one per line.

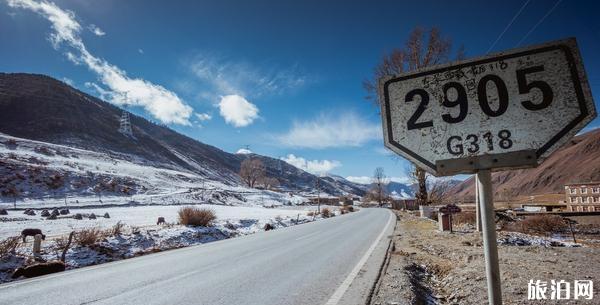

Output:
xmin=324 ymin=210 xmax=394 ymax=305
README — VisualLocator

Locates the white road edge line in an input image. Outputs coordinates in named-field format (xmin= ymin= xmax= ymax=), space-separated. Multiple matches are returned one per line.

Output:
xmin=324 ymin=210 xmax=394 ymax=305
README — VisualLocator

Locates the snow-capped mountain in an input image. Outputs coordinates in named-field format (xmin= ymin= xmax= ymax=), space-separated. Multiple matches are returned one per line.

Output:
xmin=0 ymin=73 xmax=363 ymax=201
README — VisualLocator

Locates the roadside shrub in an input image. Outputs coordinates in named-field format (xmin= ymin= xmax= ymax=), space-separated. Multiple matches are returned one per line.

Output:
xmin=340 ymin=205 xmax=355 ymax=214
xmin=54 ymin=235 xmax=70 ymax=251
xmin=307 ymin=211 xmax=315 ymax=217
xmin=109 ymin=221 xmax=125 ymax=236
xmin=321 ymin=208 xmax=331 ymax=218
xmin=0 ymin=236 xmax=20 ymax=258
xmin=453 ymin=212 xmax=476 ymax=225
xmin=518 ymin=214 xmax=568 ymax=234
xmin=75 ymin=228 xmax=104 ymax=246
xmin=178 ymin=207 xmax=216 ymax=227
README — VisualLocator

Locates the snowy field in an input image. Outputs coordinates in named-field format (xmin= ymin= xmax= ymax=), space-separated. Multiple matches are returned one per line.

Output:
xmin=0 ymin=133 xmax=312 ymax=210
xmin=0 ymin=204 xmax=316 ymax=237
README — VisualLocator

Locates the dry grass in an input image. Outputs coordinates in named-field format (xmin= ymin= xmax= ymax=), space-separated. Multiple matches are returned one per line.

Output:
xmin=452 ymin=212 xmax=476 ymax=225
xmin=307 ymin=211 xmax=315 ymax=217
xmin=340 ymin=205 xmax=355 ymax=213
xmin=74 ymin=228 xmax=104 ymax=246
xmin=109 ymin=221 xmax=125 ymax=236
xmin=321 ymin=208 xmax=331 ymax=218
xmin=178 ymin=207 xmax=216 ymax=227
xmin=506 ymin=214 xmax=568 ymax=235
xmin=0 ymin=236 xmax=20 ymax=258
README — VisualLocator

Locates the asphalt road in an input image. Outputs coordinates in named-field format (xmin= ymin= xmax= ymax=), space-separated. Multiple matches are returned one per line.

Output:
xmin=0 ymin=208 xmax=395 ymax=305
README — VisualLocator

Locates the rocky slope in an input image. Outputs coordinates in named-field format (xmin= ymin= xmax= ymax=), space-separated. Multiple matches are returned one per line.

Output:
xmin=446 ymin=128 xmax=600 ymax=201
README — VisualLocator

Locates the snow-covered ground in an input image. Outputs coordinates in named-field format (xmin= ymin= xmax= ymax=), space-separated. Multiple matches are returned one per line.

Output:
xmin=0 ymin=134 xmax=359 ymax=283
xmin=0 ymin=133 xmax=312 ymax=210
xmin=0 ymin=204 xmax=349 ymax=283
xmin=0 ymin=204 xmax=313 ymax=237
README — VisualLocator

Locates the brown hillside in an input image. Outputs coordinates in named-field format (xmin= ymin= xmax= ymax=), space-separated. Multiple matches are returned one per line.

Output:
xmin=447 ymin=128 xmax=600 ymax=201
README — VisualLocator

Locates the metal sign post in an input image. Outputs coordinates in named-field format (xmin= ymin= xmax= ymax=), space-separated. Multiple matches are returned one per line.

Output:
xmin=475 ymin=174 xmax=482 ymax=232
xmin=477 ymin=170 xmax=502 ymax=305
xmin=378 ymin=38 xmax=596 ymax=305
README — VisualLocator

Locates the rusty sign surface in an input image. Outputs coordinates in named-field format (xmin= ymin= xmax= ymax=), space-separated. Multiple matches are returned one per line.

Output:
xmin=379 ymin=38 xmax=596 ymax=176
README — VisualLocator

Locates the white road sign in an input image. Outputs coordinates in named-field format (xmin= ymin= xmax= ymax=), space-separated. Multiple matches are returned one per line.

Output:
xmin=379 ymin=38 xmax=596 ymax=176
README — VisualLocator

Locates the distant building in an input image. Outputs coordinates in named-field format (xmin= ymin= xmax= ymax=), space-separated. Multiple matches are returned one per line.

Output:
xmin=564 ymin=182 xmax=600 ymax=212
xmin=391 ymin=199 xmax=418 ymax=210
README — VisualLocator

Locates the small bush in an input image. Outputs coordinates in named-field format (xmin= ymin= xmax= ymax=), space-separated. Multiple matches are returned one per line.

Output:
xmin=54 ymin=235 xmax=70 ymax=251
xmin=340 ymin=205 xmax=355 ymax=213
xmin=307 ymin=211 xmax=315 ymax=217
xmin=178 ymin=207 xmax=216 ymax=227
xmin=0 ymin=236 xmax=20 ymax=258
xmin=75 ymin=228 xmax=104 ymax=246
xmin=109 ymin=221 xmax=125 ymax=236
xmin=517 ymin=214 xmax=567 ymax=235
xmin=321 ymin=208 xmax=331 ymax=218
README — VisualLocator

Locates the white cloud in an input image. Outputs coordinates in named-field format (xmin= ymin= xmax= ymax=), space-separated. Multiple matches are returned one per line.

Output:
xmin=218 ymin=95 xmax=259 ymax=127
xmin=275 ymin=112 xmax=382 ymax=149
xmin=61 ymin=77 xmax=73 ymax=86
xmin=389 ymin=176 xmax=412 ymax=184
xmin=346 ymin=175 xmax=411 ymax=185
xmin=282 ymin=154 xmax=341 ymax=175
xmin=195 ymin=113 xmax=212 ymax=121
xmin=345 ymin=176 xmax=373 ymax=185
xmin=187 ymin=53 xmax=306 ymax=100
xmin=236 ymin=148 xmax=253 ymax=155
xmin=8 ymin=0 xmax=193 ymax=125
xmin=88 ymin=24 xmax=105 ymax=36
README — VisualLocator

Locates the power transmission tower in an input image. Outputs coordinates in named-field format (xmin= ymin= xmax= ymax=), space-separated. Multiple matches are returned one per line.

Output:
xmin=118 ymin=109 xmax=134 ymax=138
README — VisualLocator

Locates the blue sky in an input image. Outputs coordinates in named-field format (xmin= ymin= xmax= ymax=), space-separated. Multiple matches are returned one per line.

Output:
xmin=1 ymin=0 xmax=600 ymax=183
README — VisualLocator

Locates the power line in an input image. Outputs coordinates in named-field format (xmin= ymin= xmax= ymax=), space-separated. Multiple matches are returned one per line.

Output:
xmin=516 ymin=0 xmax=563 ymax=47
xmin=486 ymin=0 xmax=531 ymax=54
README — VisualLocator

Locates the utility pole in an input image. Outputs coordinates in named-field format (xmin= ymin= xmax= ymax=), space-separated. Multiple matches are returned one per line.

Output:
xmin=378 ymin=181 xmax=382 ymax=207
xmin=315 ymin=177 xmax=321 ymax=214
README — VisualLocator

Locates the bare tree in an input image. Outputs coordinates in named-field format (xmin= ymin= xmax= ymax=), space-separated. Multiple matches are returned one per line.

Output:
xmin=2 ymin=184 xmax=20 ymax=209
xmin=365 ymin=27 xmax=463 ymax=206
xmin=260 ymin=177 xmax=280 ymax=190
xmin=406 ymin=163 xmax=429 ymax=206
xmin=372 ymin=167 xmax=389 ymax=207
xmin=428 ymin=179 xmax=455 ymax=205
xmin=240 ymin=158 xmax=266 ymax=188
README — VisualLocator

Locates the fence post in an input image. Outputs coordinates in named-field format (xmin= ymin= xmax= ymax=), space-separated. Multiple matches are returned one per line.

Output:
xmin=33 ymin=234 xmax=42 ymax=256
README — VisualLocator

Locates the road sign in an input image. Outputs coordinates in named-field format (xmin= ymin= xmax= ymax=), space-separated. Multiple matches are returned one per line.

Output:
xmin=439 ymin=204 xmax=461 ymax=214
xmin=379 ymin=38 xmax=596 ymax=176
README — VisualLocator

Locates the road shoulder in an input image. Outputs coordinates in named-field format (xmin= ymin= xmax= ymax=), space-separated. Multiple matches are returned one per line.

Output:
xmin=336 ymin=209 xmax=396 ymax=305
